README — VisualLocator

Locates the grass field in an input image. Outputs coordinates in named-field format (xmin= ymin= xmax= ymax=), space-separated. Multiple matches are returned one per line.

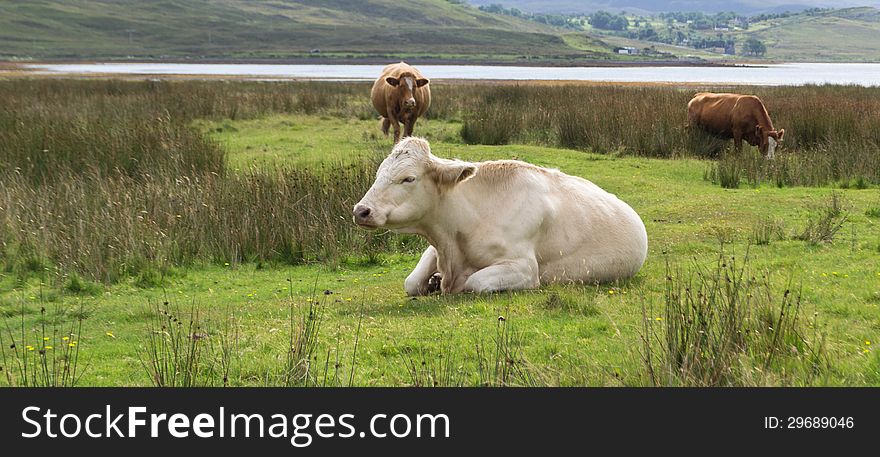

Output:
xmin=1 ymin=79 xmax=879 ymax=387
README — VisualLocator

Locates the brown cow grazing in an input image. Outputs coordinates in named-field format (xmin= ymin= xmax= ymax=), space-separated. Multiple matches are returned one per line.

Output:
xmin=687 ymin=92 xmax=785 ymax=159
xmin=371 ymin=62 xmax=431 ymax=143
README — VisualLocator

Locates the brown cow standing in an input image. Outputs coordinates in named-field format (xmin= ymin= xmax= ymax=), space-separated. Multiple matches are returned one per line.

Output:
xmin=371 ymin=62 xmax=431 ymax=143
xmin=687 ymin=92 xmax=785 ymax=159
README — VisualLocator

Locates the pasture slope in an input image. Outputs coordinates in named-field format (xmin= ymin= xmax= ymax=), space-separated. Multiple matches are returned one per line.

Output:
xmin=744 ymin=7 xmax=880 ymax=62
xmin=0 ymin=0 xmax=595 ymax=61
xmin=0 ymin=80 xmax=878 ymax=387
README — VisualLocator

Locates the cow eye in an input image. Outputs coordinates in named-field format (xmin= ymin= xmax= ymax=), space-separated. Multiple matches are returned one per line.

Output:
xmin=402 ymin=176 xmax=416 ymax=183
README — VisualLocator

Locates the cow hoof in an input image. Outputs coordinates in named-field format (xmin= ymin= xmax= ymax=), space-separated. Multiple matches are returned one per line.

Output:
xmin=427 ymin=273 xmax=442 ymax=294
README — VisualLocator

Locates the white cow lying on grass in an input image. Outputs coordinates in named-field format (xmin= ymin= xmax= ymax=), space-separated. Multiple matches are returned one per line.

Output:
xmin=353 ymin=138 xmax=648 ymax=295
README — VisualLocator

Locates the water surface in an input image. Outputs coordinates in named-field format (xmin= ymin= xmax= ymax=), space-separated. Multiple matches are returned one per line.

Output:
xmin=26 ymin=62 xmax=880 ymax=86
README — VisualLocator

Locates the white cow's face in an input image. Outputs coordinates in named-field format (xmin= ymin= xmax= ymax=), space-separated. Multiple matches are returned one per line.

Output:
xmin=353 ymin=138 xmax=475 ymax=231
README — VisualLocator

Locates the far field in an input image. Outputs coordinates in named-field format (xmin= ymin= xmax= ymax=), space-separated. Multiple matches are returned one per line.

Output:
xmin=580 ymin=7 xmax=880 ymax=62
xmin=747 ymin=8 xmax=880 ymax=61
xmin=0 ymin=79 xmax=879 ymax=387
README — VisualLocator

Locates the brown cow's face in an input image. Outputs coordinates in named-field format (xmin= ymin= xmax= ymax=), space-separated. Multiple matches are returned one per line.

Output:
xmin=756 ymin=126 xmax=785 ymax=159
xmin=385 ymin=73 xmax=429 ymax=112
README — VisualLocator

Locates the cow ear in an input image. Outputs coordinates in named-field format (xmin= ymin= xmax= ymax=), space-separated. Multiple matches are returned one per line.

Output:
xmin=432 ymin=161 xmax=476 ymax=187
xmin=777 ymin=129 xmax=785 ymax=141
xmin=416 ymin=78 xmax=429 ymax=87
xmin=385 ymin=77 xmax=400 ymax=87
xmin=755 ymin=124 xmax=763 ymax=137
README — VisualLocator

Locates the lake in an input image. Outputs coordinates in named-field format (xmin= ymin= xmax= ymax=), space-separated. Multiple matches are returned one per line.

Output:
xmin=25 ymin=62 xmax=880 ymax=86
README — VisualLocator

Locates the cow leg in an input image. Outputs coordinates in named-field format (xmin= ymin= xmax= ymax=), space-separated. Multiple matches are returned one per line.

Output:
xmin=389 ymin=117 xmax=402 ymax=143
xmin=732 ymin=131 xmax=743 ymax=153
xmin=463 ymin=258 xmax=540 ymax=293
xmin=404 ymin=246 xmax=440 ymax=296
xmin=380 ymin=117 xmax=390 ymax=136
xmin=403 ymin=118 xmax=416 ymax=138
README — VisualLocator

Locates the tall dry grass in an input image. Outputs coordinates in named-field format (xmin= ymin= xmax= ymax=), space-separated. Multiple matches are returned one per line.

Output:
xmin=0 ymin=164 xmax=413 ymax=282
xmin=458 ymin=84 xmax=880 ymax=185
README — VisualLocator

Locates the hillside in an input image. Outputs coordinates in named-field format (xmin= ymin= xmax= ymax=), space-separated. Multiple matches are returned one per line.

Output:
xmin=743 ymin=7 xmax=880 ymax=61
xmin=468 ymin=1 xmax=880 ymax=15
xmin=0 ymin=0 xmax=607 ymax=61
xmin=553 ymin=5 xmax=880 ymax=62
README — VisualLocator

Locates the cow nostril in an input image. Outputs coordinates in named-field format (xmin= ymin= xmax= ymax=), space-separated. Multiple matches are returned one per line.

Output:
xmin=356 ymin=207 xmax=371 ymax=219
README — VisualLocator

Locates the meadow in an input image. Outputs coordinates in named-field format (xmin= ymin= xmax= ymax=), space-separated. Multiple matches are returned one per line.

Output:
xmin=1 ymin=79 xmax=878 ymax=387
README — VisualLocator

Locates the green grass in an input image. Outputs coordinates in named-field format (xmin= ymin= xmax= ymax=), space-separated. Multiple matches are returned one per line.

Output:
xmin=198 ymin=115 xmax=463 ymax=169
xmin=3 ymin=112 xmax=879 ymax=386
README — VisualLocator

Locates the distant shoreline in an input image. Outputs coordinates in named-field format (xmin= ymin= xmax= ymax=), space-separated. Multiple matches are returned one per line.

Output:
xmin=2 ymin=57 xmax=740 ymax=68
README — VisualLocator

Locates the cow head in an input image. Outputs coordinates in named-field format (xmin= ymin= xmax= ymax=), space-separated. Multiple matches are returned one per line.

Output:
xmin=385 ymin=72 xmax=429 ymax=112
xmin=756 ymin=125 xmax=785 ymax=159
xmin=353 ymin=137 xmax=475 ymax=231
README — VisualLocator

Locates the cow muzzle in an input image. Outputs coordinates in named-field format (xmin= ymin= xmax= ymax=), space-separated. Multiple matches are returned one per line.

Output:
xmin=403 ymin=98 xmax=416 ymax=109
xmin=352 ymin=204 xmax=377 ymax=228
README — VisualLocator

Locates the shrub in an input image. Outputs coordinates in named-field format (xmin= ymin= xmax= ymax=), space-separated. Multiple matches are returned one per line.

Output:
xmin=795 ymin=192 xmax=849 ymax=245
xmin=640 ymin=251 xmax=827 ymax=386
xmin=750 ymin=217 xmax=786 ymax=246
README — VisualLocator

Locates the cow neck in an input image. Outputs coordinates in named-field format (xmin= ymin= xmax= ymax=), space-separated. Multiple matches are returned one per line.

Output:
xmin=758 ymin=106 xmax=775 ymax=131
xmin=415 ymin=186 xmax=479 ymax=268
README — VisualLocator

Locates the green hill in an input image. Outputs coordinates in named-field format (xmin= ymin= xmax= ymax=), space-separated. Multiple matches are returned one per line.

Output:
xmin=0 ymin=0 xmax=613 ymax=61
xmin=576 ymin=6 xmax=880 ymax=62
xmin=743 ymin=7 xmax=880 ymax=61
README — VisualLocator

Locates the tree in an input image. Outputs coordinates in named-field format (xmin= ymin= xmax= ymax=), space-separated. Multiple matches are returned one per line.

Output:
xmin=590 ymin=10 xmax=628 ymax=31
xmin=637 ymin=26 xmax=657 ymax=41
xmin=743 ymin=38 xmax=767 ymax=57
